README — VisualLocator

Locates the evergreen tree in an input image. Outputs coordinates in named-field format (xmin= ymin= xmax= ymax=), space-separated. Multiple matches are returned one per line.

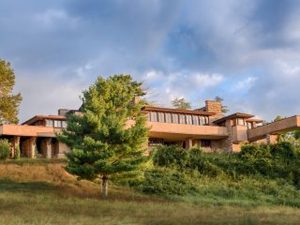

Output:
xmin=171 ymin=97 xmax=191 ymax=109
xmin=0 ymin=59 xmax=22 ymax=124
xmin=214 ymin=96 xmax=228 ymax=113
xmin=58 ymin=75 xmax=148 ymax=197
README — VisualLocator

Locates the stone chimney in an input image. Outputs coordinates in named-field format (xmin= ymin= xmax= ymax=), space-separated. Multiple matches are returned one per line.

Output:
xmin=205 ymin=100 xmax=222 ymax=115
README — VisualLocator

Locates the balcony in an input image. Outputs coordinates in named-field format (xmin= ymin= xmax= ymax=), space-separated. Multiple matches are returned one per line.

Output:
xmin=146 ymin=121 xmax=228 ymax=140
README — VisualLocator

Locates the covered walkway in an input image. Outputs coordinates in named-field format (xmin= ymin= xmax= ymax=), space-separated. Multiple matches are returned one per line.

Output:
xmin=248 ymin=115 xmax=300 ymax=142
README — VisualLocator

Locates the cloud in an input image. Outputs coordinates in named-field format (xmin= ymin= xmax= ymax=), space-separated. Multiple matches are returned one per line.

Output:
xmin=0 ymin=0 xmax=300 ymax=122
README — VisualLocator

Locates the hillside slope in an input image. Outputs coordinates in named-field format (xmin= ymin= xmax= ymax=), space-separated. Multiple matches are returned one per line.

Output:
xmin=0 ymin=160 xmax=299 ymax=225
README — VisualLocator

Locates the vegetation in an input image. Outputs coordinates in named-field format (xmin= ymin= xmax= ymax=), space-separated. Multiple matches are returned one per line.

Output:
xmin=215 ymin=96 xmax=229 ymax=113
xmin=171 ymin=97 xmax=191 ymax=109
xmin=0 ymin=139 xmax=10 ymax=160
xmin=0 ymin=59 xmax=22 ymax=124
xmin=14 ymin=146 xmax=20 ymax=160
xmin=130 ymin=143 xmax=300 ymax=207
xmin=58 ymin=75 xmax=148 ymax=197
xmin=0 ymin=161 xmax=299 ymax=225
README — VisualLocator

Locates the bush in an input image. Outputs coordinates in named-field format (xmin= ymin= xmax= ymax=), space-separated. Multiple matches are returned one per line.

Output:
xmin=187 ymin=148 xmax=222 ymax=177
xmin=153 ymin=145 xmax=188 ymax=170
xmin=239 ymin=144 xmax=271 ymax=160
xmin=0 ymin=139 xmax=11 ymax=160
xmin=14 ymin=146 xmax=20 ymax=160
xmin=140 ymin=168 xmax=194 ymax=195
xmin=270 ymin=142 xmax=298 ymax=160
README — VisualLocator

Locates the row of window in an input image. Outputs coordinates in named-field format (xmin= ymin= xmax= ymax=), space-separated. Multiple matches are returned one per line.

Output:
xmin=45 ymin=119 xmax=67 ymax=128
xmin=147 ymin=111 xmax=209 ymax=125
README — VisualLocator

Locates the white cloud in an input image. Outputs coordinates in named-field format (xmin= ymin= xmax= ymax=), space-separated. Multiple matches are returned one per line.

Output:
xmin=35 ymin=9 xmax=79 ymax=28
xmin=235 ymin=76 xmax=257 ymax=90
xmin=190 ymin=73 xmax=224 ymax=88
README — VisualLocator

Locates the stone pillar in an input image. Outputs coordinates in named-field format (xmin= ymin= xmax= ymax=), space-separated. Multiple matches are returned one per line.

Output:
xmin=29 ymin=137 xmax=37 ymax=159
xmin=11 ymin=136 xmax=20 ymax=158
xmin=185 ymin=138 xmax=193 ymax=150
xmin=266 ymin=134 xmax=278 ymax=144
xmin=41 ymin=138 xmax=52 ymax=159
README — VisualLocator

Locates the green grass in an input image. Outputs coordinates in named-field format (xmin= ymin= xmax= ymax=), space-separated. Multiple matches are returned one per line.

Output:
xmin=0 ymin=161 xmax=299 ymax=225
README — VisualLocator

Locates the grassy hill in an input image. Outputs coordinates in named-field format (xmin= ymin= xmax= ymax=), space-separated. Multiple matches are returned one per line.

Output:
xmin=0 ymin=160 xmax=299 ymax=225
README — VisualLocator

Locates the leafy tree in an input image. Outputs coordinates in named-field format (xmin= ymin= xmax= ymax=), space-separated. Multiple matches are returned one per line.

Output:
xmin=0 ymin=139 xmax=10 ymax=160
xmin=214 ymin=96 xmax=228 ymax=113
xmin=0 ymin=59 xmax=22 ymax=124
xmin=58 ymin=74 xmax=149 ymax=197
xmin=171 ymin=97 xmax=191 ymax=109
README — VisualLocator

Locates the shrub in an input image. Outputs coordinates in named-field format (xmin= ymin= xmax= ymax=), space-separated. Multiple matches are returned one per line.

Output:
xmin=14 ymin=146 xmax=21 ymax=160
xmin=153 ymin=145 xmax=188 ymax=170
xmin=140 ymin=168 xmax=194 ymax=195
xmin=187 ymin=148 xmax=222 ymax=177
xmin=0 ymin=139 xmax=11 ymax=160
xmin=239 ymin=144 xmax=271 ymax=160
xmin=270 ymin=142 xmax=298 ymax=160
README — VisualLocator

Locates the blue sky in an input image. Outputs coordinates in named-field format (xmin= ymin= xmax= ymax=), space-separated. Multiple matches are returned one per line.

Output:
xmin=1 ymin=0 xmax=300 ymax=122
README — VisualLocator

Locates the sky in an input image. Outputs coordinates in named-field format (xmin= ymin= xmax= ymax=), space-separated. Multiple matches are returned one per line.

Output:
xmin=1 ymin=0 xmax=300 ymax=122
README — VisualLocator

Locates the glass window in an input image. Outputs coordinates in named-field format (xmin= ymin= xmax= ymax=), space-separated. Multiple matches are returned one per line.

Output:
xmin=165 ymin=113 xmax=172 ymax=123
xmin=192 ymin=115 xmax=199 ymax=125
xmin=237 ymin=118 xmax=245 ymax=126
xmin=179 ymin=114 xmax=186 ymax=124
xmin=45 ymin=120 xmax=53 ymax=127
xmin=147 ymin=112 xmax=151 ymax=121
xmin=201 ymin=140 xmax=211 ymax=148
xmin=204 ymin=116 xmax=209 ymax=125
xmin=172 ymin=114 xmax=179 ymax=124
xmin=158 ymin=112 xmax=165 ymax=122
xmin=186 ymin=115 xmax=192 ymax=124
xmin=199 ymin=116 xmax=205 ymax=125
xmin=53 ymin=120 xmax=61 ymax=127
xmin=150 ymin=112 xmax=158 ymax=122
xmin=62 ymin=121 xmax=67 ymax=128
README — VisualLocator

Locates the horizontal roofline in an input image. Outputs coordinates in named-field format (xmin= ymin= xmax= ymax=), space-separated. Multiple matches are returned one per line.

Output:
xmin=213 ymin=112 xmax=254 ymax=124
xmin=142 ymin=106 xmax=215 ymax=116
xmin=22 ymin=115 xmax=66 ymax=125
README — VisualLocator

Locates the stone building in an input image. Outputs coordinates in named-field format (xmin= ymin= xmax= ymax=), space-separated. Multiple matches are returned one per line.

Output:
xmin=0 ymin=100 xmax=299 ymax=158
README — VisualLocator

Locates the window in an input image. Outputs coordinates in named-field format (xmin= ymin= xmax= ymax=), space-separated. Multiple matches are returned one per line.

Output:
xmin=199 ymin=116 xmax=205 ymax=125
xmin=204 ymin=116 xmax=209 ymax=125
xmin=237 ymin=118 xmax=245 ymax=126
xmin=45 ymin=120 xmax=53 ymax=127
xmin=172 ymin=113 xmax=179 ymax=124
xmin=158 ymin=112 xmax=165 ymax=122
xmin=165 ymin=113 xmax=172 ymax=123
xmin=53 ymin=120 xmax=61 ymax=127
xmin=62 ymin=121 xmax=67 ymax=128
xmin=192 ymin=115 xmax=199 ymax=125
xmin=201 ymin=140 xmax=211 ymax=148
xmin=150 ymin=112 xmax=158 ymax=122
xmin=186 ymin=115 xmax=192 ymax=124
xmin=179 ymin=114 xmax=186 ymax=124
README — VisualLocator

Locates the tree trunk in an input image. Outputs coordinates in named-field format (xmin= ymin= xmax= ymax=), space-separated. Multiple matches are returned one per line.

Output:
xmin=101 ymin=175 xmax=108 ymax=198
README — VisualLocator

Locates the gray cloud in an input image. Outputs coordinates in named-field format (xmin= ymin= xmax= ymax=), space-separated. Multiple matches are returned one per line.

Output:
xmin=0 ymin=0 xmax=299 ymax=122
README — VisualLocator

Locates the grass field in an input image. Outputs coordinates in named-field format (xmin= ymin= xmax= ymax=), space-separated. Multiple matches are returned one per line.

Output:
xmin=0 ymin=160 xmax=299 ymax=225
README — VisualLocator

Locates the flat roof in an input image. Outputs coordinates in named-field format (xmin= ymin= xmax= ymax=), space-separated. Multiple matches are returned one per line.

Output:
xmin=213 ymin=112 xmax=254 ymax=124
xmin=22 ymin=115 xmax=66 ymax=125
xmin=142 ymin=106 xmax=215 ymax=116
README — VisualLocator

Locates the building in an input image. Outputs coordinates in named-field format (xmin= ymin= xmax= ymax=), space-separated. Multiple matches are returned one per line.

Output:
xmin=0 ymin=100 xmax=299 ymax=158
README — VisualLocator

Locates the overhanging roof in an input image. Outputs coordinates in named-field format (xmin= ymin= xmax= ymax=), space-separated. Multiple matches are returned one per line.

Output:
xmin=142 ymin=106 xmax=215 ymax=116
xmin=22 ymin=115 xmax=66 ymax=125
xmin=213 ymin=112 xmax=254 ymax=124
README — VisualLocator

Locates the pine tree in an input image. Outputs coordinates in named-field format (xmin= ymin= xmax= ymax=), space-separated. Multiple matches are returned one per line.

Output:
xmin=171 ymin=97 xmax=191 ymax=109
xmin=0 ymin=59 xmax=22 ymax=124
xmin=215 ymin=96 xmax=228 ymax=113
xmin=58 ymin=74 xmax=149 ymax=197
